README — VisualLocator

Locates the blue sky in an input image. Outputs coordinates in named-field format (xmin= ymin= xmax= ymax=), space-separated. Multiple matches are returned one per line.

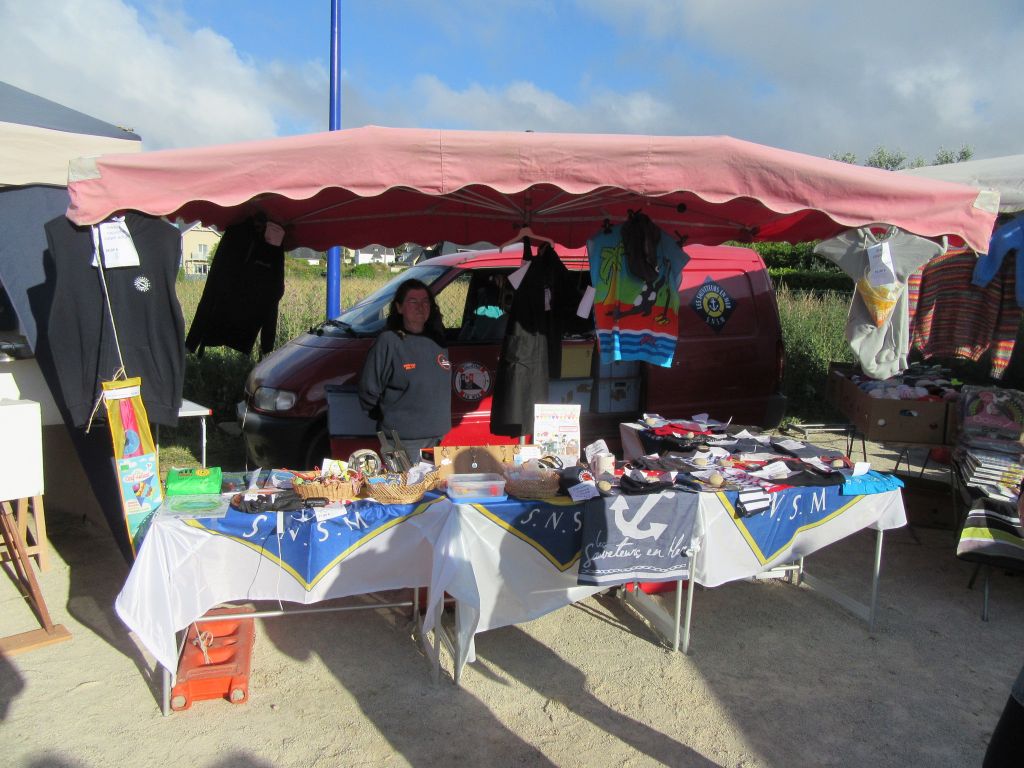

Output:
xmin=2 ymin=0 xmax=1022 ymax=161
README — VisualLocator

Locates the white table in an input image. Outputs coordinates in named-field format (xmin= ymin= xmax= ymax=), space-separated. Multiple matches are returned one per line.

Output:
xmin=117 ymin=486 xmax=906 ymax=706
xmin=155 ymin=398 xmax=212 ymax=466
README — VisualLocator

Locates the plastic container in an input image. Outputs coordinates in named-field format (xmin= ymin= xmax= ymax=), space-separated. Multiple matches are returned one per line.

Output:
xmin=171 ymin=606 xmax=255 ymax=711
xmin=445 ymin=473 xmax=507 ymax=503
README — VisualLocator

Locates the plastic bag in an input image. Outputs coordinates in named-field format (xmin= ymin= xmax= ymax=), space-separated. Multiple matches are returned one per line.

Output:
xmin=856 ymin=272 xmax=903 ymax=328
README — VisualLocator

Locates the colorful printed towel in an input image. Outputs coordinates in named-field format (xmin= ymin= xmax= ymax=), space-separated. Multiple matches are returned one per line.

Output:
xmin=587 ymin=223 xmax=688 ymax=367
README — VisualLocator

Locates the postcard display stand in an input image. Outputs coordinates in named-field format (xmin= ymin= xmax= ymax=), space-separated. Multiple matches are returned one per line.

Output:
xmin=0 ymin=399 xmax=71 ymax=654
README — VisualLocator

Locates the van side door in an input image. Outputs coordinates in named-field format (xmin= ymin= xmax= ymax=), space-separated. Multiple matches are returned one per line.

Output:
xmin=431 ymin=267 xmax=519 ymax=446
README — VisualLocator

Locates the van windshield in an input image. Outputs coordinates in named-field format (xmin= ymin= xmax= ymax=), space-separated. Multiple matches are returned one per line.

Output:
xmin=326 ymin=264 xmax=449 ymax=336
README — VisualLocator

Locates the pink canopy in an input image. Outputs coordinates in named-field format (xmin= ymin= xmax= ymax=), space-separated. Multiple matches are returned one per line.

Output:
xmin=66 ymin=126 xmax=998 ymax=252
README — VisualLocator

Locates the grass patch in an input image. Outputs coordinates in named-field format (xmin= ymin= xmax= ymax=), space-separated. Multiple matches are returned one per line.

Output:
xmin=777 ymin=287 xmax=852 ymax=422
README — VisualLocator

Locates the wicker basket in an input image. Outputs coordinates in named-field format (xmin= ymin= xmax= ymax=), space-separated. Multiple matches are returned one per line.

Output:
xmin=293 ymin=476 xmax=363 ymax=502
xmin=504 ymin=470 xmax=560 ymax=499
xmin=365 ymin=472 xmax=438 ymax=504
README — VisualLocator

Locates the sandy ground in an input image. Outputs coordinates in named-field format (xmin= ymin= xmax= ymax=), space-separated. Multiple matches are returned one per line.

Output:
xmin=3 ymin=434 xmax=1024 ymax=768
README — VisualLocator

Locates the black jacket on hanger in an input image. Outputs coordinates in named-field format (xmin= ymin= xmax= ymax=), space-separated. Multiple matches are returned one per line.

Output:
xmin=490 ymin=243 xmax=575 ymax=437
xmin=185 ymin=218 xmax=285 ymax=357
xmin=44 ymin=212 xmax=186 ymax=427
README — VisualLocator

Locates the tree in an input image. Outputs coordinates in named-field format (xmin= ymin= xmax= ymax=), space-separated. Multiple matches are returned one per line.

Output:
xmin=830 ymin=144 xmax=974 ymax=170
xmin=934 ymin=145 xmax=973 ymax=165
xmin=828 ymin=151 xmax=858 ymax=164
xmin=865 ymin=146 xmax=907 ymax=171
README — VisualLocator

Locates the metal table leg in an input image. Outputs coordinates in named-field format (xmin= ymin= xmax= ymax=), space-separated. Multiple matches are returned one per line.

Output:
xmin=200 ymin=417 xmax=207 ymax=468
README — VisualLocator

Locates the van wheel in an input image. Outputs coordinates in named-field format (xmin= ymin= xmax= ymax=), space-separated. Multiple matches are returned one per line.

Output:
xmin=303 ymin=424 xmax=330 ymax=470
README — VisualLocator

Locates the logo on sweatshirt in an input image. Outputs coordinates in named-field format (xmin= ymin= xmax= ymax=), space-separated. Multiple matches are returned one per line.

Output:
xmin=133 ymin=276 xmax=151 ymax=293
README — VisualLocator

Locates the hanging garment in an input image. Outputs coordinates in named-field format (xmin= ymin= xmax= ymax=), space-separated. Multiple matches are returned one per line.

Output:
xmin=185 ymin=218 xmax=285 ymax=357
xmin=814 ymin=227 xmax=942 ymax=379
xmin=908 ymin=246 xmax=1020 ymax=379
xmin=972 ymin=216 xmax=1024 ymax=307
xmin=587 ymin=216 xmax=688 ymax=367
xmin=44 ymin=212 xmax=185 ymax=427
xmin=490 ymin=243 xmax=576 ymax=437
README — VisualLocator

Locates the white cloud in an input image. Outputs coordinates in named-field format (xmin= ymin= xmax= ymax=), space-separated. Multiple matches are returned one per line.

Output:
xmin=2 ymin=0 xmax=1020 ymax=163
xmin=0 ymin=0 xmax=326 ymax=149
xmin=385 ymin=75 xmax=675 ymax=137
xmin=575 ymin=0 xmax=1024 ymax=160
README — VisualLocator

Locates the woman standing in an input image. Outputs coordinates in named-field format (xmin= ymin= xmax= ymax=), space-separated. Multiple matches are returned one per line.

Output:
xmin=358 ymin=279 xmax=452 ymax=467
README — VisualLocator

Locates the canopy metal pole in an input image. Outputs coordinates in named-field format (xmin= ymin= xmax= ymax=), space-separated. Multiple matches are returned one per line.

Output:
xmin=326 ymin=0 xmax=343 ymax=320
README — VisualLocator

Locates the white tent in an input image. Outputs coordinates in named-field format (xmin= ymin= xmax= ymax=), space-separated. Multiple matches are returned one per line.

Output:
xmin=0 ymin=81 xmax=140 ymax=357
xmin=0 ymin=81 xmax=140 ymax=188
xmin=903 ymin=154 xmax=1024 ymax=214
xmin=0 ymin=82 xmax=141 ymax=560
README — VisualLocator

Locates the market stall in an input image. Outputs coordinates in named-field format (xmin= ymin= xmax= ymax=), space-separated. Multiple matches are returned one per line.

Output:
xmin=63 ymin=125 xmax=1002 ymax=710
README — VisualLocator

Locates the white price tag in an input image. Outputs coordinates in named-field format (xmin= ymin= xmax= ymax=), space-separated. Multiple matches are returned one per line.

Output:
xmin=568 ymin=481 xmax=599 ymax=501
xmin=576 ymin=285 xmax=595 ymax=318
xmin=96 ymin=219 xmax=141 ymax=268
xmin=584 ymin=439 xmax=610 ymax=464
xmin=314 ymin=504 xmax=347 ymax=522
xmin=867 ymin=241 xmax=897 ymax=286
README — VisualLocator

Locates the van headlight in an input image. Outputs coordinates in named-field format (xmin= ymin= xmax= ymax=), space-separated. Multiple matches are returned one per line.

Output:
xmin=253 ymin=387 xmax=297 ymax=412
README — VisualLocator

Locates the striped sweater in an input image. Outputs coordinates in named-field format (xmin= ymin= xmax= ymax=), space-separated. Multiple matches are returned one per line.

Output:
xmin=908 ymin=246 xmax=1020 ymax=379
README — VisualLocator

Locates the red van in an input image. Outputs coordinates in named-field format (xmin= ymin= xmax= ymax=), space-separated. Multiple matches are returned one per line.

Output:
xmin=238 ymin=244 xmax=786 ymax=468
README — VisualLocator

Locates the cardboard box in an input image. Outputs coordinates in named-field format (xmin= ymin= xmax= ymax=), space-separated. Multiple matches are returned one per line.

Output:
xmin=433 ymin=444 xmax=536 ymax=477
xmin=945 ymin=400 xmax=961 ymax=446
xmin=896 ymin=473 xmax=958 ymax=529
xmin=846 ymin=390 xmax=949 ymax=444
xmin=597 ymin=359 xmax=640 ymax=379
xmin=826 ymin=363 xmax=857 ymax=412
xmin=825 ymin=364 xmax=955 ymax=445
xmin=597 ymin=378 xmax=640 ymax=413
xmin=561 ymin=342 xmax=595 ymax=378
xmin=548 ymin=378 xmax=594 ymax=410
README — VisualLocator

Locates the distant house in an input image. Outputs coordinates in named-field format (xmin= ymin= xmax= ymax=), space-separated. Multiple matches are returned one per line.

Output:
xmin=289 ymin=246 xmax=323 ymax=266
xmin=180 ymin=224 xmax=220 ymax=276
xmin=353 ymin=244 xmax=396 ymax=265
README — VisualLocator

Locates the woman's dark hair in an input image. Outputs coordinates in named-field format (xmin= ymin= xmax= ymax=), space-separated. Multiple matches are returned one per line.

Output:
xmin=386 ymin=278 xmax=446 ymax=343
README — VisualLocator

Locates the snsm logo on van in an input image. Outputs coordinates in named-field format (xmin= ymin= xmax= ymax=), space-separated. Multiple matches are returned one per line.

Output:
xmin=692 ymin=278 xmax=735 ymax=332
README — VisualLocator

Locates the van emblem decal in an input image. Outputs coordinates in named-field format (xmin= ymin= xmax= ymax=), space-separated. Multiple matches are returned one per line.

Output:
xmin=692 ymin=277 xmax=735 ymax=332
xmin=453 ymin=361 xmax=491 ymax=401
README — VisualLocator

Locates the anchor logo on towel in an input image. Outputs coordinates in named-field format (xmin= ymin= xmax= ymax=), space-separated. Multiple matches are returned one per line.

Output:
xmin=611 ymin=494 xmax=669 ymax=541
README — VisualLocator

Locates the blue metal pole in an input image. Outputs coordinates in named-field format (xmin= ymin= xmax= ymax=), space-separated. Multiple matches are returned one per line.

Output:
xmin=326 ymin=0 xmax=342 ymax=319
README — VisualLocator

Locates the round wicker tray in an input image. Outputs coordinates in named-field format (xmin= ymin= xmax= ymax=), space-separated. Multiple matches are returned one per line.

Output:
xmin=504 ymin=472 xmax=560 ymax=499
xmin=293 ymin=477 xmax=362 ymax=502
xmin=365 ymin=472 xmax=438 ymax=504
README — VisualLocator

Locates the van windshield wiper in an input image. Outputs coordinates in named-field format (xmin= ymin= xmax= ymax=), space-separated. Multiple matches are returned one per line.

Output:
xmin=312 ymin=318 xmax=355 ymax=336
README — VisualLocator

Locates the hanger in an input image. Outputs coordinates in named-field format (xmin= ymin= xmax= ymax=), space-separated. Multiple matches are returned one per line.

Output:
xmin=498 ymin=225 xmax=555 ymax=252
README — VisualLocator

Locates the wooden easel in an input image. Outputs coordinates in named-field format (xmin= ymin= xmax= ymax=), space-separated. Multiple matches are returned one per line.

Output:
xmin=0 ymin=498 xmax=71 ymax=655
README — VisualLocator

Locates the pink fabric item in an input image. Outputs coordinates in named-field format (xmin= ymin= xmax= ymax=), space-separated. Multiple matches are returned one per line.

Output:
xmin=66 ymin=126 xmax=997 ymax=252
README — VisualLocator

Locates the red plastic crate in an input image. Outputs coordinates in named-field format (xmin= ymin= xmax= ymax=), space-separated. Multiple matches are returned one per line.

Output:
xmin=171 ymin=606 xmax=255 ymax=711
